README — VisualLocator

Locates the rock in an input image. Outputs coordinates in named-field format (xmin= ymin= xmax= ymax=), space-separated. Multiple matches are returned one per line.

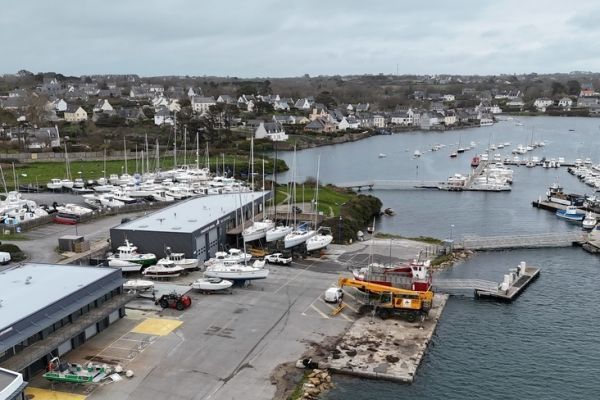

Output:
xmin=367 ymin=347 xmax=378 ymax=352
xmin=385 ymin=355 xmax=400 ymax=363
xmin=325 ymin=375 xmax=331 ymax=382
xmin=345 ymin=349 xmax=357 ymax=357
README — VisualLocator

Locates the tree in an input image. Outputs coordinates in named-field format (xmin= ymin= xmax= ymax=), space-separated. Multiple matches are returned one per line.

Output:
xmin=253 ymin=101 xmax=273 ymax=116
xmin=551 ymin=82 xmax=567 ymax=96
xmin=566 ymin=80 xmax=581 ymax=96
xmin=315 ymin=91 xmax=337 ymax=108
xmin=23 ymin=92 xmax=50 ymax=125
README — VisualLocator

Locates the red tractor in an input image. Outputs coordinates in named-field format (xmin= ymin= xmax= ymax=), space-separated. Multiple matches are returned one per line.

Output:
xmin=155 ymin=291 xmax=192 ymax=311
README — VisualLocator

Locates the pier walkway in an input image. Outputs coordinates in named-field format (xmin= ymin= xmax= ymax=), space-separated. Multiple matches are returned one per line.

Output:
xmin=458 ymin=232 xmax=586 ymax=250
xmin=336 ymin=179 xmax=444 ymax=191
xmin=433 ymin=278 xmax=498 ymax=292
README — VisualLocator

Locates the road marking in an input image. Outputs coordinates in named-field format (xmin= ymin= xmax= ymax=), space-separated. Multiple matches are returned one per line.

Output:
xmin=343 ymin=302 xmax=358 ymax=313
xmin=320 ymin=301 xmax=353 ymax=321
xmin=309 ymin=304 xmax=330 ymax=319
xmin=25 ymin=388 xmax=86 ymax=400
xmin=131 ymin=318 xmax=183 ymax=336
xmin=273 ymin=261 xmax=315 ymax=295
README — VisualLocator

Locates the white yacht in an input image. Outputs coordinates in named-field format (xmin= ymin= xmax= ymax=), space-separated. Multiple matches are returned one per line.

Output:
xmin=160 ymin=248 xmax=199 ymax=271
xmin=284 ymin=225 xmax=316 ymax=249
xmin=204 ymin=248 xmax=252 ymax=267
xmin=582 ymin=212 xmax=597 ymax=230
xmin=306 ymin=227 xmax=334 ymax=252
xmin=191 ymin=277 xmax=233 ymax=292
xmin=243 ymin=219 xmax=275 ymax=242
xmin=142 ymin=259 xmax=185 ymax=279
xmin=266 ymin=225 xmax=293 ymax=242
xmin=47 ymin=178 xmax=63 ymax=190
xmin=204 ymin=263 xmax=269 ymax=281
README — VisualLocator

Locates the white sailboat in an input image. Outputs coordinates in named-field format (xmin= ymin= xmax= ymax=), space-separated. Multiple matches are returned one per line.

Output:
xmin=191 ymin=277 xmax=233 ymax=292
xmin=306 ymin=156 xmax=333 ymax=252
xmin=242 ymin=140 xmax=274 ymax=242
xmin=284 ymin=146 xmax=315 ymax=248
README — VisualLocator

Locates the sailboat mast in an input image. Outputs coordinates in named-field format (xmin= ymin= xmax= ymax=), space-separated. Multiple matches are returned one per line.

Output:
xmin=196 ymin=131 xmax=199 ymax=169
xmin=155 ymin=139 xmax=160 ymax=172
xmin=314 ymin=155 xmax=321 ymax=229
xmin=103 ymin=149 xmax=106 ymax=180
xmin=145 ymin=133 xmax=149 ymax=175
xmin=262 ymin=158 xmax=266 ymax=218
xmin=173 ymin=117 xmax=177 ymax=169
xmin=273 ymin=142 xmax=278 ymax=218
xmin=123 ymin=137 xmax=127 ymax=175
xmin=183 ymin=125 xmax=187 ymax=166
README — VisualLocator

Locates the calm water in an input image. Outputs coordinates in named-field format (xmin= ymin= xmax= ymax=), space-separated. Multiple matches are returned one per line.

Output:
xmin=276 ymin=116 xmax=600 ymax=399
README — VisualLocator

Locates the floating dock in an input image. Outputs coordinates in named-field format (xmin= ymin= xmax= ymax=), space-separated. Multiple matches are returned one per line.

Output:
xmin=327 ymin=293 xmax=448 ymax=383
xmin=475 ymin=263 xmax=540 ymax=302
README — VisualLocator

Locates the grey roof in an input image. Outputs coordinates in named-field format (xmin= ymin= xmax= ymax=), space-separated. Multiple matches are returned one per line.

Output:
xmin=114 ymin=191 xmax=270 ymax=234
xmin=0 ymin=263 xmax=116 ymax=332
xmin=0 ymin=368 xmax=23 ymax=397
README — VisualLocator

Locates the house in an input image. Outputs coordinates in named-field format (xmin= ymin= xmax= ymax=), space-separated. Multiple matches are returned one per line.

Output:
xmin=407 ymin=108 xmax=422 ymax=126
xmin=129 ymin=86 xmax=152 ymax=99
xmin=93 ymin=99 xmax=114 ymax=113
xmin=26 ymin=125 xmax=61 ymax=149
xmin=8 ymin=88 xmax=27 ymax=98
xmin=237 ymin=95 xmax=256 ymax=112
xmin=273 ymin=100 xmax=290 ymax=111
xmin=533 ymin=98 xmax=554 ymax=112
xmin=413 ymin=90 xmax=426 ymax=100
xmin=430 ymin=101 xmax=446 ymax=113
xmin=355 ymin=103 xmax=369 ymax=112
xmin=444 ymin=110 xmax=457 ymax=126
xmin=442 ymin=94 xmax=456 ymax=102
xmin=82 ymin=83 xmax=99 ymax=96
xmin=166 ymin=86 xmax=186 ymax=99
xmin=272 ymin=115 xmax=292 ymax=124
xmin=337 ymin=117 xmax=350 ymax=131
xmin=577 ymin=97 xmax=599 ymax=108
xmin=145 ymin=84 xmax=164 ymax=93
xmin=117 ymin=107 xmax=146 ymax=122
xmin=346 ymin=116 xmax=360 ymax=129
xmin=354 ymin=113 xmax=373 ymax=128
xmin=558 ymin=97 xmax=573 ymax=109
xmin=309 ymin=105 xmax=328 ymax=121
xmin=52 ymin=99 xmax=68 ymax=112
xmin=154 ymin=106 xmax=174 ymax=126
xmin=294 ymin=98 xmax=312 ymax=110
xmin=64 ymin=105 xmax=88 ymax=122
xmin=254 ymin=122 xmax=288 ymax=142
xmin=304 ymin=118 xmax=336 ymax=133
xmin=187 ymin=87 xmax=203 ymax=98
xmin=291 ymin=115 xmax=309 ymax=124
xmin=373 ymin=114 xmax=386 ymax=128
xmin=1 ymin=97 xmax=25 ymax=110
xmin=390 ymin=112 xmax=412 ymax=126
xmin=192 ymin=96 xmax=216 ymax=115
xmin=217 ymin=95 xmax=236 ymax=105
xmin=579 ymin=83 xmax=597 ymax=97
xmin=505 ymin=98 xmax=525 ymax=110
xmin=419 ymin=112 xmax=442 ymax=130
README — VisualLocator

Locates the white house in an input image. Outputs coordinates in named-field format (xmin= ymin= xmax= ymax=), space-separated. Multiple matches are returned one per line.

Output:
xmin=558 ymin=97 xmax=573 ymax=109
xmin=407 ymin=108 xmax=422 ymax=126
xmin=64 ymin=105 xmax=88 ymax=122
xmin=192 ymin=96 xmax=216 ymax=115
xmin=154 ymin=106 xmax=174 ymax=126
xmin=444 ymin=111 xmax=457 ymax=125
xmin=294 ymin=98 xmax=312 ymax=110
xmin=255 ymin=122 xmax=288 ymax=141
xmin=93 ymin=99 xmax=114 ymax=113
xmin=52 ymin=98 xmax=68 ymax=112
xmin=390 ymin=112 xmax=412 ymax=126
xmin=273 ymin=100 xmax=290 ymax=111
xmin=337 ymin=117 xmax=350 ymax=131
xmin=442 ymin=94 xmax=456 ymax=102
xmin=533 ymin=98 xmax=554 ymax=112
xmin=373 ymin=115 xmax=386 ymax=128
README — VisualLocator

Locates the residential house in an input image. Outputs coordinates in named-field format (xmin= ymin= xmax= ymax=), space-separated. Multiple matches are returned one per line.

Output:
xmin=346 ymin=116 xmax=360 ymax=129
xmin=373 ymin=114 xmax=386 ymax=128
xmin=129 ymin=86 xmax=152 ymax=99
xmin=273 ymin=100 xmax=290 ymax=111
xmin=97 ymin=88 xmax=122 ymax=98
xmin=65 ymin=89 xmax=88 ymax=102
xmin=337 ymin=117 xmax=351 ymax=131
xmin=533 ymin=98 xmax=554 ymax=112
xmin=479 ymin=113 xmax=494 ymax=126
xmin=82 ymin=83 xmax=99 ymax=96
xmin=166 ymin=86 xmax=186 ymax=99
xmin=144 ymin=84 xmax=164 ymax=93
xmin=117 ymin=107 xmax=146 ymax=122
xmin=93 ymin=99 xmax=114 ymax=114
xmin=187 ymin=87 xmax=203 ymax=98
xmin=217 ymin=95 xmax=236 ymax=105
xmin=505 ymin=98 xmax=525 ymax=110
xmin=237 ymin=95 xmax=256 ymax=112
xmin=558 ymin=97 xmax=573 ymax=110
xmin=389 ymin=112 xmax=412 ymax=126
xmin=304 ymin=118 xmax=336 ymax=133
xmin=444 ymin=111 xmax=457 ymax=126
xmin=154 ymin=106 xmax=174 ymax=126
xmin=579 ymin=83 xmax=597 ymax=97
xmin=419 ymin=112 xmax=442 ymax=130
xmin=355 ymin=103 xmax=369 ymax=112
xmin=430 ymin=101 xmax=446 ymax=113
xmin=291 ymin=115 xmax=309 ymax=124
xmin=192 ymin=96 xmax=216 ymax=115
xmin=52 ymin=98 xmax=68 ymax=112
xmin=412 ymin=90 xmax=426 ymax=100
xmin=577 ymin=97 xmax=599 ymax=108
xmin=407 ymin=108 xmax=422 ymax=126
xmin=8 ymin=88 xmax=27 ymax=98
xmin=354 ymin=113 xmax=373 ymax=128
xmin=309 ymin=104 xmax=328 ymax=121
xmin=442 ymin=94 xmax=456 ymax=102
xmin=26 ymin=126 xmax=61 ymax=149
xmin=255 ymin=122 xmax=288 ymax=142
xmin=294 ymin=98 xmax=312 ymax=110
xmin=64 ymin=105 xmax=88 ymax=122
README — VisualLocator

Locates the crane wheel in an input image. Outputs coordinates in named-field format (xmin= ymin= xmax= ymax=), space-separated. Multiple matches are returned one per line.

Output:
xmin=377 ymin=309 xmax=389 ymax=320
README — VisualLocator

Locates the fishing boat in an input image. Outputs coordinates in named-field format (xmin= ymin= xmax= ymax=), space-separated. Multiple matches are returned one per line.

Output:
xmin=582 ymin=212 xmax=597 ymax=230
xmin=123 ymin=279 xmax=154 ymax=292
xmin=43 ymin=357 xmax=107 ymax=384
xmin=160 ymin=247 xmax=199 ymax=271
xmin=107 ymin=239 xmax=157 ymax=267
xmin=142 ymin=259 xmax=185 ymax=278
xmin=471 ymin=156 xmax=480 ymax=168
xmin=556 ymin=206 xmax=585 ymax=222
xmin=191 ymin=277 xmax=233 ymax=292
xmin=204 ymin=263 xmax=269 ymax=281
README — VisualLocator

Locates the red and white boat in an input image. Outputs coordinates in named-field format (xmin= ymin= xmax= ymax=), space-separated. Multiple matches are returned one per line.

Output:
xmin=471 ymin=156 xmax=480 ymax=168
xmin=352 ymin=256 xmax=432 ymax=291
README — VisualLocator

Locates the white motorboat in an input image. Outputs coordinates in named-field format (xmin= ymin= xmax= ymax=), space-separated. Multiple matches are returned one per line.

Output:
xmin=107 ymin=239 xmax=157 ymax=267
xmin=61 ymin=179 xmax=74 ymax=189
xmin=73 ymin=178 xmax=85 ymax=189
xmin=107 ymin=259 xmax=143 ymax=272
xmin=204 ymin=248 xmax=252 ymax=267
xmin=204 ymin=263 xmax=269 ymax=281
xmin=266 ymin=225 xmax=293 ymax=242
xmin=378 ymin=153 xmax=387 ymax=158
xmin=284 ymin=226 xmax=316 ymax=249
xmin=111 ymin=190 xmax=137 ymax=204
xmin=55 ymin=203 xmax=93 ymax=218
xmin=142 ymin=259 xmax=185 ymax=278
xmin=123 ymin=279 xmax=154 ymax=292
xmin=243 ymin=220 xmax=275 ymax=242
xmin=413 ymin=150 xmax=422 ymax=158
xmin=306 ymin=227 xmax=334 ymax=252
xmin=191 ymin=277 xmax=233 ymax=292
xmin=93 ymin=184 xmax=114 ymax=192
xmin=161 ymin=248 xmax=199 ymax=271
xmin=47 ymin=178 xmax=63 ymax=190
xmin=582 ymin=212 xmax=597 ymax=230
xmin=99 ymin=195 xmax=124 ymax=208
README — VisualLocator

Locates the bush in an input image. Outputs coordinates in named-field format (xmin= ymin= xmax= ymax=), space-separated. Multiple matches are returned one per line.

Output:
xmin=0 ymin=243 xmax=26 ymax=261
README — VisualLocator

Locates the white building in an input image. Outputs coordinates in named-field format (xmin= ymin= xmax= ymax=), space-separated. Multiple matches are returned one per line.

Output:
xmin=533 ymin=98 xmax=553 ymax=112
xmin=373 ymin=115 xmax=386 ymax=128
xmin=558 ymin=97 xmax=573 ymax=109
xmin=255 ymin=122 xmax=288 ymax=141
xmin=192 ymin=96 xmax=216 ymax=115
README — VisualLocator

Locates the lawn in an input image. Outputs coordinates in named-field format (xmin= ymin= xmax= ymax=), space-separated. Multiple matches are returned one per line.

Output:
xmin=275 ymin=184 xmax=354 ymax=216
xmin=2 ymin=155 xmax=287 ymax=188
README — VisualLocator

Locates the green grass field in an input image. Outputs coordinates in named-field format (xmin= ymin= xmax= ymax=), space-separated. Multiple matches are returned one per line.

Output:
xmin=275 ymin=184 xmax=354 ymax=216
xmin=2 ymin=155 xmax=287 ymax=188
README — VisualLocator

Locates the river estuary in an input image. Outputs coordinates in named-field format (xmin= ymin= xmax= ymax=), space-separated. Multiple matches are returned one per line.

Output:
xmin=276 ymin=116 xmax=600 ymax=399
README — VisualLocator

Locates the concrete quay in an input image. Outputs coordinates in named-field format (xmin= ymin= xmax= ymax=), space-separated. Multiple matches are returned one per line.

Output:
xmin=327 ymin=293 xmax=448 ymax=383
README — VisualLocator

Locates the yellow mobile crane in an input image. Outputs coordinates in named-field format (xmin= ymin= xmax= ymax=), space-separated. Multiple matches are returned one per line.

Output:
xmin=337 ymin=277 xmax=434 ymax=322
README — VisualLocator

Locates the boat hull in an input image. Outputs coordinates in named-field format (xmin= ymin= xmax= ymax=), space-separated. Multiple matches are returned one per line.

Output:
xmin=108 ymin=259 xmax=143 ymax=272
xmin=306 ymin=235 xmax=333 ymax=252
xmin=284 ymin=230 xmax=316 ymax=249
xmin=191 ymin=279 xmax=233 ymax=291
xmin=266 ymin=226 xmax=293 ymax=242
xmin=204 ymin=268 xmax=269 ymax=281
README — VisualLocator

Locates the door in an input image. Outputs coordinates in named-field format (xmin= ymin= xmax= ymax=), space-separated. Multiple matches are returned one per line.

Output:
xmin=195 ymin=234 xmax=207 ymax=261
xmin=85 ymin=324 xmax=97 ymax=340
xmin=108 ymin=309 xmax=120 ymax=324
xmin=208 ymin=228 xmax=219 ymax=257
xmin=57 ymin=339 xmax=72 ymax=355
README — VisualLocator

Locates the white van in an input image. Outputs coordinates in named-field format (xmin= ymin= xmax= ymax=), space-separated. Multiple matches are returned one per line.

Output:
xmin=0 ymin=252 xmax=11 ymax=265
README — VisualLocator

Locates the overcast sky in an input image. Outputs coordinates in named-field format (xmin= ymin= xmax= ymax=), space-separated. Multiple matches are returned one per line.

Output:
xmin=2 ymin=1 xmax=600 ymax=77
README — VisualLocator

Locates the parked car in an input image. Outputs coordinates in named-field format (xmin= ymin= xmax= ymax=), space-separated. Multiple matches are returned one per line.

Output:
xmin=324 ymin=287 xmax=343 ymax=303
xmin=264 ymin=253 xmax=292 ymax=265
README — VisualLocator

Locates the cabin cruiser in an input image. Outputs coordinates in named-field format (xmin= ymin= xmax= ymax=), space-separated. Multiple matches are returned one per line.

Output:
xmin=47 ymin=178 xmax=63 ymax=190
xmin=107 ymin=239 xmax=157 ymax=268
xmin=123 ymin=279 xmax=154 ymax=292
xmin=582 ymin=212 xmax=597 ymax=230
xmin=204 ymin=248 xmax=252 ymax=267
xmin=160 ymin=248 xmax=199 ymax=271
xmin=142 ymin=259 xmax=185 ymax=278
xmin=556 ymin=206 xmax=585 ymax=222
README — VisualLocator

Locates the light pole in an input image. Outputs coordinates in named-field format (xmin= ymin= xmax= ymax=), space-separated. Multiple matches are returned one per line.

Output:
xmin=450 ymin=224 xmax=454 ymax=241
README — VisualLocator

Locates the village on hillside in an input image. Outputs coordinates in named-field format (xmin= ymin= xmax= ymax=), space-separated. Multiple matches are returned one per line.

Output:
xmin=0 ymin=71 xmax=599 ymax=151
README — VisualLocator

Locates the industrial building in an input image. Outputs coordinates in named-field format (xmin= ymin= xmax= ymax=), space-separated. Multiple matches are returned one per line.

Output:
xmin=0 ymin=264 xmax=127 ymax=381
xmin=110 ymin=191 xmax=271 ymax=260
xmin=0 ymin=368 xmax=26 ymax=400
